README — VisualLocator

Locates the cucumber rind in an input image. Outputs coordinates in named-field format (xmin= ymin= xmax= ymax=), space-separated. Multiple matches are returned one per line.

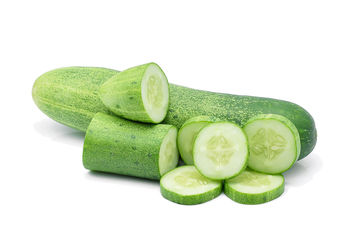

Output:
xmin=160 ymin=166 xmax=222 ymax=205
xmin=243 ymin=114 xmax=301 ymax=174
xmin=224 ymin=171 xmax=285 ymax=204
xmin=177 ymin=116 xmax=218 ymax=165
xmin=193 ymin=122 xmax=249 ymax=181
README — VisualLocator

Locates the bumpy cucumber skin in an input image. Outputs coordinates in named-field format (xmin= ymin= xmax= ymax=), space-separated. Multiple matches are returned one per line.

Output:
xmin=177 ymin=116 xmax=218 ymax=165
xmin=224 ymin=175 xmax=285 ymax=204
xmin=99 ymin=63 xmax=169 ymax=123
xmin=83 ymin=113 xmax=177 ymax=180
xmin=32 ymin=67 xmax=117 ymax=131
xmin=32 ymin=67 xmax=316 ymax=159
xmin=244 ymin=114 xmax=301 ymax=174
xmin=160 ymin=166 xmax=222 ymax=205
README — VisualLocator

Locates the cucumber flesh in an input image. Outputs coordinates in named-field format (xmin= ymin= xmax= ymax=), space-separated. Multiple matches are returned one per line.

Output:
xmin=224 ymin=169 xmax=284 ymax=204
xmin=177 ymin=116 xmax=216 ymax=165
xmin=243 ymin=114 xmax=301 ymax=174
xmin=159 ymin=127 xmax=179 ymax=176
xmin=193 ymin=122 xmax=249 ymax=180
xmin=160 ymin=165 xmax=222 ymax=205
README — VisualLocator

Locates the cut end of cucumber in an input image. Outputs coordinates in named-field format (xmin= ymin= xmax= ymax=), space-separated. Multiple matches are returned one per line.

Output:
xmin=141 ymin=63 xmax=169 ymax=123
xmin=244 ymin=114 xmax=301 ymax=174
xmin=224 ymin=169 xmax=284 ymax=204
xmin=193 ymin=122 xmax=249 ymax=180
xmin=160 ymin=165 xmax=222 ymax=205
xmin=159 ymin=127 xmax=179 ymax=176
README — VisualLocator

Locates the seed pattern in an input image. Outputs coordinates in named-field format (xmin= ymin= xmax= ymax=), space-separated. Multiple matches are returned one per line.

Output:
xmin=251 ymin=128 xmax=287 ymax=160
xmin=233 ymin=171 xmax=271 ymax=186
xmin=147 ymin=75 xmax=163 ymax=107
xmin=174 ymin=171 xmax=208 ymax=187
xmin=206 ymin=135 xmax=234 ymax=166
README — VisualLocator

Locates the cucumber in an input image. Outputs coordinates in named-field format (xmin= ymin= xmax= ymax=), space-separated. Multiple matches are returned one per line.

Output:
xmin=224 ymin=169 xmax=284 ymax=204
xmin=243 ymin=114 xmax=301 ymax=174
xmin=32 ymin=67 xmax=316 ymax=159
xmin=193 ymin=122 xmax=249 ymax=180
xmin=99 ymin=63 xmax=169 ymax=123
xmin=177 ymin=116 xmax=217 ymax=165
xmin=82 ymin=112 xmax=179 ymax=180
xmin=160 ymin=165 xmax=222 ymax=205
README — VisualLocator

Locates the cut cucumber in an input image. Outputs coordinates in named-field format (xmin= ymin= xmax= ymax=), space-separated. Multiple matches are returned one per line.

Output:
xmin=193 ymin=122 xmax=249 ymax=180
xmin=243 ymin=114 xmax=301 ymax=174
xmin=224 ymin=169 xmax=284 ymax=204
xmin=177 ymin=116 xmax=217 ymax=165
xmin=99 ymin=63 xmax=169 ymax=123
xmin=160 ymin=165 xmax=222 ymax=205
xmin=83 ymin=113 xmax=178 ymax=180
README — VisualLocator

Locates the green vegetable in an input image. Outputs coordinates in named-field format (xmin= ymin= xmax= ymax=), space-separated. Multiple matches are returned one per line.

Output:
xmin=32 ymin=67 xmax=316 ymax=159
xmin=224 ymin=169 xmax=285 ymax=204
xmin=83 ymin=112 xmax=179 ymax=180
xmin=177 ymin=116 xmax=217 ymax=165
xmin=193 ymin=122 xmax=249 ymax=180
xmin=160 ymin=165 xmax=222 ymax=205
xmin=243 ymin=114 xmax=301 ymax=174
xmin=100 ymin=63 xmax=169 ymax=123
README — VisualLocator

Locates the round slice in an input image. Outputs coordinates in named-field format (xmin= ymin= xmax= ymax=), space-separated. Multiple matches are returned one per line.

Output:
xmin=99 ymin=62 xmax=169 ymax=123
xmin=243 ymin=114 xmax=301 ymax=174
xmin=193 ymin=122 xmax=249 ymax=180
xmin=177 ymin=116 xmax=217 ymax=165
xmin=160 ymin=166 xmax=222 ymax=205
xmin=224 ymin=169 xmax=284 ymax=204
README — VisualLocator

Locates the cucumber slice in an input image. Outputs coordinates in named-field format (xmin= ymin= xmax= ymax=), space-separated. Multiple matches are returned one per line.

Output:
xmin=177 ymin=116 xmax=217 ymax=165
xmin=224 ymin=169 xmax=284 ymax=204
xmin=193 ymin=122 xmax=249 ymax=180
xmin=99 ymin=63 xmax=169 ymax=123
xmin=243 ymin=114 xmax=301 ymax=174
xmin=160 ymin=166 xmax=222 ymax=205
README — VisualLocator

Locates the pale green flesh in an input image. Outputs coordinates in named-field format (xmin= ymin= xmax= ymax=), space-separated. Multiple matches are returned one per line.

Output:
xmin=141 ymin=64 xmax=169 ymax=123
xmin=159 ymin=127 xmax=179 ymax=176
xmin=178 ymin=121 xmax=211 ymax=165
xmin=193 ymin=122 xmax=248 ymax=180
xmin=244 ymin=116 xmax=299 ymax=174
xmin=161 ymin=166 xmax=221 ymax=196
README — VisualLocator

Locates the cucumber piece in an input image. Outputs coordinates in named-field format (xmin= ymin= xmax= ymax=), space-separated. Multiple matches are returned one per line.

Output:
xmin=99 ymin=63 xmax=169 ymax=123
xmin=243 ymin=114 xmax=301 ymax=174
xmin=83 ymin=113 xmax=178 ymax=180
xmin=32 ymin=67 xmax=317 ymax=159
xmin=193 ymin=122 xmax=249 ymax=180
xmin=160 ymin=165 xmax=222 ymax=205
xmin=224 ymin=169 xmax=284 ymax=204
xmin=177 ymin=116 xmax=217 ymax=165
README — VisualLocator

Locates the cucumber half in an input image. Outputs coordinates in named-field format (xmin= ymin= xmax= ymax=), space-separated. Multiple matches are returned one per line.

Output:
xmin=243 ymin=114 xmax=301 ymax=174
xmin=160 ymin=165 xmax=222 ymax=205
xmin=193 ymin=122 xmax=249 ymax=180
xmin=224 ymin=169 xmax=284 ymax=204
xmin=99 ymin=62 xmax=169 ymax=123
xmin=177 ymin=116 xmax=217 ymax=165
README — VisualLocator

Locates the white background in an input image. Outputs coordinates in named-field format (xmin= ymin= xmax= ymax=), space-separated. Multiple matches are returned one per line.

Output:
xmin=1 ymin=1 xmax=349 ymax=250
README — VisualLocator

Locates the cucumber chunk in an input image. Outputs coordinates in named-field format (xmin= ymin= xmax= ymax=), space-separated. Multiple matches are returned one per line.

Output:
xmin=99 ymin=63 xmax=169 ymax=123
xmin=243 ymin=114 xmax=301 ymax=174
xmin=160 ymin=166 xmax=222 ymax=205
xmin=177 ymin=116 xmax=217 ymax=165
xmin=224 ymin=169 xmax=284 ymax=204
xmin=83 ymin=113 xmax=178 ymax=180
xmin=193 ymin=122 xmax=249 ymax=180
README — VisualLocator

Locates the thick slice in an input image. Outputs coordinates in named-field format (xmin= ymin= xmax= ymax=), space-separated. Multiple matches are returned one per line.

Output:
xmin=83 ymin=113 xmax=178 ymax=180
xmin=32 ymin=67 xmax=316 ymax=159
xmin=243 ymin=114 xmax=301 ymax=174
xmin=99 ymin=63 xmax=169 ymax=123
xmin=224 ymin=169 xmax=284 ymax=204
xmin=193 ymin=122 xmax=249 ymax=180
xmin=160 ymin=166 xmax=222 ymax=205
xmin=177 ymin=116 xmax=217 ymax=165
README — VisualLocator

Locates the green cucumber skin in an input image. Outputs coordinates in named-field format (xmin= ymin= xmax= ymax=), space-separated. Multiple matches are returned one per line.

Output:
xmin=32 ymin=67 xmax=316 ymax=159
xmin=224 ymin=176 xmax=284 ymax=204
xmin=83 ymin=112 xmax=176 ymax=180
